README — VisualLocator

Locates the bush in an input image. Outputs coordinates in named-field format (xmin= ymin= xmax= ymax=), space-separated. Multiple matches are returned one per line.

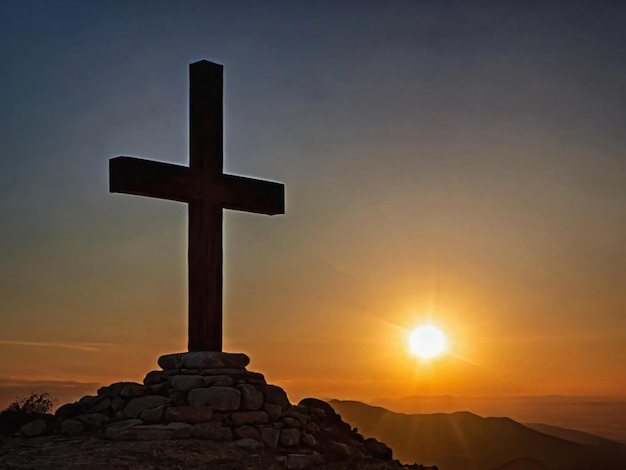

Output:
xmin=5 ymin=392 xmax=55 ymax=415
xmin=0 ymin=392 xmax=56 ymax=435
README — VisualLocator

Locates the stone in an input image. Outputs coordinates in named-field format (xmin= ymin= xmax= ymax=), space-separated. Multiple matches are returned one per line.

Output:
xmin=183 ymin=368 xmax=248 ymax=378
xmin=309 ymin=407 xmax=326 ymax=420
xmin=164 ymin=405 xmax=213 ymax=424
xmin=294 ymin=404 xmax=311 ymax=416
xmin=283 ymin=416 xmax=300 ymax=427
xmin=283 ymin=409 xmax=310 ymax=426
xmin=111 ymin=397 xmax=126 ymax=412
xmin=170 ymin=374 xmax=205 ymax=392
xmin=260 ymin=427 xmax=280 ymax=448
xmin=301 ymin=431 xmax=316 ymax=447
xmin=55 ymin=402 xmax=81 ymax=420
xmin=329 ymin=441 xmax=352 ymax=459
xmin=211 ymin=412 xmax=228 ymax=423
xmin=188 ymin=386 xmax=240 ymax=410
xmin=203 ymin=375 xmax=234 ymax=387
xmin=230 ymin=411 xmax=269 ymax=426
xmin=364 ymin=437 xmax=393 ymax=460
xmin=151 ymin=422 xmax=190 ymax=430
xmin=78 ymin=395 xmax=100 ymax=407
xmin=158 ymin=353 xmax=183 ymax=370
xmin=145 ymin=382 xmax=170 ymax=396
xmin=76 ymin=413 xmax=109 ymax=428
xmin=183 ymin=351 xmax=250 ymax=369
xmin=285 ymin=454 xmax=310 ymax=469
xmin=125 ymin=395 xmax=170 ymax=418
xmin=177 ymin=369 xmax=202 ymax=375
xmin=185 ymin=368 xmax=240 ymax=376
xmin=158 ymin=352 xmax=250 ymax=370
xmin=264 ymin=403 xmax=282 ymax=421
xmin=103 ymin=418 xmax=143 ymax=438
xmin=170 ymin=424 xmax=193 ymax=439
xmin=143 ymin=370 xmax=176 ymax=385
xmin=120 ymin=383 xmax=145 ymax=398
xmin=243 ymin=371 xmax=266 ymax=385
xmin=191 ymin=422 xmax=233 ymax=440
xmin=238 ymin=384 xmax=263 ymax=410
xmin=299 ymin=398 xmax=351 ymax=432
xmin=303 ymin=421 xmax=319 ymax=433
xmin=139 ymin=405 xmax=166 ymax=423
xmin=97 ymin=382 xmax=126 ymax=398
xmin=168 ymin=390 xmax=188 ymax=406
xmin=234 ymin=425 xmax=261 ymax=441
xmin=61 ymin=419 xmax=85 ymax=436
xmin=121 ymin=427 xmax=172 ymax=440
xmin=156 ymin=422 xmax=192 ymax=436
xmin=120 ymin=423 xmax=191 ymax=441
xmin=280 ymin=428 xmax=301 ymax=447
xmin=299 ymin=398 xmax=331 ymax=416
xmin=87 ymin=397 xmax=111 ymax=414
xmin=203 ymin=369 xmax=262 ymax=384
xmin=20 ymin=419 xmax=47 ymax=437
xmin=234 ymin=438 xmax=264 ymax=451
xmin=310 ymin=451 xmax=324 ymax=466
xmin=263 ymin=384 xmax=290 ymax=410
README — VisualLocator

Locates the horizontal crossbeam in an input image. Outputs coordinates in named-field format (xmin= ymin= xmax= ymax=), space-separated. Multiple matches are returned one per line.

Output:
xmin=110 ymin=156 xmax=284 ymax=215
xmin=110 ymin=157 xmax=192 ymax=203
xmin=220 ymin=175 xmax=284 ymax=215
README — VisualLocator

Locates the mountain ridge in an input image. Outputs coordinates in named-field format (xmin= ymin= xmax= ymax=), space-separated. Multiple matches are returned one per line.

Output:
xmin=329 ymin=399 xmax=626 ymax=470
xmin=366 ymin=394 xmax=626 ymax=443
xmin=524 ymin=422 xmax=625 ymax=449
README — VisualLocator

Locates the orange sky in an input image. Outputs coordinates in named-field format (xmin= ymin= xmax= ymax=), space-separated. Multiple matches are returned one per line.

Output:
xmin=1 ymin=2 xmax=626 ymax=427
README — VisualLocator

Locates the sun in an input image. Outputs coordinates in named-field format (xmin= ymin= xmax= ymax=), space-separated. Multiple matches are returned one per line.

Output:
xmin=409 ymin=325 xmax=447 ymax=359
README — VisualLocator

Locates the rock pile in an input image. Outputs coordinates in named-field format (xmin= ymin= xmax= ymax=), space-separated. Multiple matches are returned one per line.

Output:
xmin=21 ymin=352 xmax=397 ymax=468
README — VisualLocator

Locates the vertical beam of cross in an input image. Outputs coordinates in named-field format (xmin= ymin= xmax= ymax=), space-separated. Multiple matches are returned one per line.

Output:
xmin=189 ymin=61 xmax=224 ymax=352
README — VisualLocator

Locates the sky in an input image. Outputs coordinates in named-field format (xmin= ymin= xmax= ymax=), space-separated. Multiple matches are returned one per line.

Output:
xmin=1 ymin=1 xmax=625 ymax=427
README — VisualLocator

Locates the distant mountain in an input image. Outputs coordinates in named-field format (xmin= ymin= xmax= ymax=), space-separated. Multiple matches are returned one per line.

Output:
xmin=373 ymin=394 xmax=626 ymax=443
xmin=525 ymin=423 xmax=625 ymax=449
xmin=329 ymin=399 xmax=626 ymax=470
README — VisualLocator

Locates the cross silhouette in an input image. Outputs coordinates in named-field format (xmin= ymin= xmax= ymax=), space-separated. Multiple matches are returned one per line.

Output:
xmin=109 ymin=60 xmax=285 ymax=352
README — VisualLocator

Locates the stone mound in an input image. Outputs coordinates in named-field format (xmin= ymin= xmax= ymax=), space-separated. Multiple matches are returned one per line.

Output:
xmin=12 ymin=352 xmax=433 ymax=469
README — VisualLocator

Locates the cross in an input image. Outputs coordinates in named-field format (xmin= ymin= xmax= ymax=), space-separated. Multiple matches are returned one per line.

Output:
xmin=109 ymin=60 xmax=285 ymax=352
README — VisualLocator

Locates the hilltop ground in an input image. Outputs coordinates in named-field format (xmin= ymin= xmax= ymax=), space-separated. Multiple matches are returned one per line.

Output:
xmin=0 ymin=434 xmax=426 ymax=470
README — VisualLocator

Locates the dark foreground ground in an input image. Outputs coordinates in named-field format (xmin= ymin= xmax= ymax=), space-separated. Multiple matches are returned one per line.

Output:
xmin=0 ymin=435 xmax=423 ymax=470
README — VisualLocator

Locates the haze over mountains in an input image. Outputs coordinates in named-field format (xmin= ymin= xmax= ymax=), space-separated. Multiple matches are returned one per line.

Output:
xmin=368 ymin=395 xmax=626 ymax=443
xmin=329 ymin=400 xmax=626 ymax=470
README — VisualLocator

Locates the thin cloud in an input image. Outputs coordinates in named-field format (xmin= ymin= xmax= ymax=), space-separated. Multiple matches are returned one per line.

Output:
xmin=0 ymin=340 xmax=116 ymax=351
xmin=0 ymin=377 xmax=101 ymax=388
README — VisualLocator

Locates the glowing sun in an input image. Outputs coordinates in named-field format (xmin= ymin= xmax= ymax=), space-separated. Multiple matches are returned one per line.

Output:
xmin=409 ymin=325 xmax=447 ymax=359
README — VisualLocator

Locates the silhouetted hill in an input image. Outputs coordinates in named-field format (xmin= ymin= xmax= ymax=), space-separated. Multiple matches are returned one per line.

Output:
xmin=329 ymin=400 xmax=626 ymax=470
xmin=489 ymin=456 xmax=553 ymax=470
xmin=376 ymin=395 xmax=626 ymax=443
xmin=525 ymin=423 xmax=625 ymax=449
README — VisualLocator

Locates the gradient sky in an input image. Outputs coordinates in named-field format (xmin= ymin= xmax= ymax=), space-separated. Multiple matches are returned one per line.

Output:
xmin=1 ymin=1 xmax=626 ymax=412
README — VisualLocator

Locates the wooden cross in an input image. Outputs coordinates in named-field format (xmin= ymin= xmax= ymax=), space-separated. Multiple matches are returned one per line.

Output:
xmin=109 ymin=60 xmax=285 ymax=352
